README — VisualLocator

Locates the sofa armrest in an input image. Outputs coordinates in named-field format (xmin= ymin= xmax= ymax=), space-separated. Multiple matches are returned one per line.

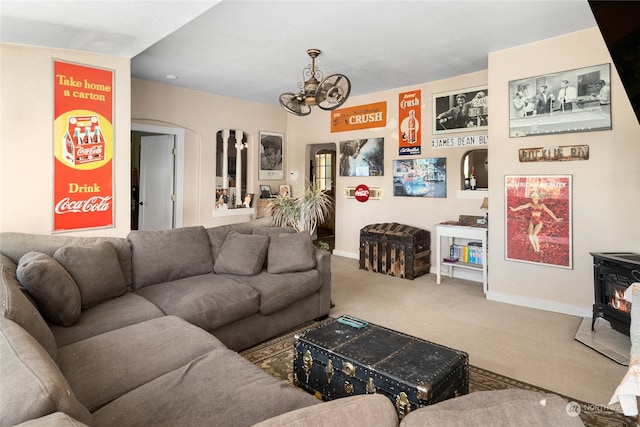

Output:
xmin=253 ymin=394 xmax=398 ymax=427
xmin=314 ymin=249 xmax=331 ymax=317
xmin=400 ymin=389 xmax=584 ymax=426
xmin=13 ymin=412 xmax=90 ymax=427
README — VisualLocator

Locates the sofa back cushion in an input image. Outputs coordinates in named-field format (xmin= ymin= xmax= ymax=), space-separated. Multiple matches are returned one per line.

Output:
xmin=0 ymin=233 xmax=133 ymax=287
xmin=0 ymin=318 xmax=92 ymax=426
xmin=0 ymin=264 xmax=57 ymax=360
xmin=267 ymin=232 xmax=316 ymax=274
xmin=128 ymin=226 xmax=214 ymax=290
xmin=17 ymin=252 xmax=81 ymax=326
xmin=54 ymin=241 xmax=127 ymax=310
xmin=213 ymin=232 xmax=269 ymax=276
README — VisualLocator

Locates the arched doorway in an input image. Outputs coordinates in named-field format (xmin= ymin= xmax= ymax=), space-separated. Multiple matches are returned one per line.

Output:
xmin=307 ymin=143 xmax=336 ymax=251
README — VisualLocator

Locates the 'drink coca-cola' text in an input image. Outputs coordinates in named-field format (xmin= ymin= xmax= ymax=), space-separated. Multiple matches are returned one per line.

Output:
xmin=55 ymin=196 xmax=112 ymax=214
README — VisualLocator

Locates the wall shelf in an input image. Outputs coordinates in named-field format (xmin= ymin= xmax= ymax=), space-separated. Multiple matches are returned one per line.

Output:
xmin=212 ymin=207 xmax=254 ymax=217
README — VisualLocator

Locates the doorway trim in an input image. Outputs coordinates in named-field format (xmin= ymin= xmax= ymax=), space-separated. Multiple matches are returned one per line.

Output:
xmin=131 ymin=123 xmax=185 ymax=228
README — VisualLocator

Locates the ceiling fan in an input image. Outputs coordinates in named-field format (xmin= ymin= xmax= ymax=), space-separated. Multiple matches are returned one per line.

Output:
xmin=279 ymin=49 xmax=351 ymax=116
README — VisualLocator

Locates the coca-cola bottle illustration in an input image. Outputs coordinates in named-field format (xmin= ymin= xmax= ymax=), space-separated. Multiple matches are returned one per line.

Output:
xmin=83 ymin=127 xmax=91 ymax=144
xmin=408 ymin=110 xmax=416 ymax=143
xmin=93 ymin=126 xmax=101 ymax=143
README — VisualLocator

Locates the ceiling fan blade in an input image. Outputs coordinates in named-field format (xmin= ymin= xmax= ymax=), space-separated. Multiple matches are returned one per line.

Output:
xmin=279 ymin=92 xmax=311 ymax=116
xmin=316 ymin=74 xmax=351 ymax=110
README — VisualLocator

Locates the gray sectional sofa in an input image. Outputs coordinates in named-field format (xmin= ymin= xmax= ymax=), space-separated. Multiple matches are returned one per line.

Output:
xmin=0 ymin=219 xmax=333 ymax=426
xmin=0 ymin=218 xmax=586 ymax=426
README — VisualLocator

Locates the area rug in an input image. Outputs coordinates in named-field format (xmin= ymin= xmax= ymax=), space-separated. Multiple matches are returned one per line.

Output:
xmin=241 ymin=319 xmax=635 ymax=427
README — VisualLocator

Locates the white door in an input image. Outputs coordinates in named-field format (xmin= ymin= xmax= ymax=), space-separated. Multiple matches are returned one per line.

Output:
xmin=139 ymin=135 xmax=175 ymax=230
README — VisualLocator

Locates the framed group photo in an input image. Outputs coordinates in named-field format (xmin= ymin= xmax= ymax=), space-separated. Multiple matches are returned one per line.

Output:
xmin=433 ymin=85 xmax=488 ymax=135
xmin=505 ymin=175 xmax=572 ymax=269
xmin=509 ymin=63 xmax=611 ymax=138
xmin=259 ymin=131 xmax=284 ymax=180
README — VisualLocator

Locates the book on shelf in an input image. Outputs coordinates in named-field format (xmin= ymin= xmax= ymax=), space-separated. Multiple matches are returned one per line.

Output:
xmin=449 ymin=242 xmax=484 ymax=265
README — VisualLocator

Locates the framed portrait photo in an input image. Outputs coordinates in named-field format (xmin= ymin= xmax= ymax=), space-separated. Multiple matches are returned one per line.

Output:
xmin=509 ymin=63 xmax=611 ymax=138
xmin=433 ymin=85 xmax=488 ymax=135
xmin=259 ymin=131 xmax=284 ymax=180
xmin=505 ymin=175 xmax=572 ymax=269
xmin=279 ymin=185 xmax=291 ymax=198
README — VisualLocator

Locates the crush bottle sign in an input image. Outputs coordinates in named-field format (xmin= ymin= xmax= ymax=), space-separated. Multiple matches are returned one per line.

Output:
xmin=53 ymin=61 xmax=114 ymax=231
xmin=399 ymin=90 xmax=421 ymax=156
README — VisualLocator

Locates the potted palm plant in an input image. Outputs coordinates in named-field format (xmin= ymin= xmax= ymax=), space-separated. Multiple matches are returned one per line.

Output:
xmin=269 ymin=181 xmax=333 ymax=238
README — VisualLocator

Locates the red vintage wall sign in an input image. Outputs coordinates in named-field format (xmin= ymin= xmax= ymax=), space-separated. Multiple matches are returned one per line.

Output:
xmin=53 ymin=60 xmax=114 ymax=231
xmin=354 ymin=184 xmax=370 ymax=202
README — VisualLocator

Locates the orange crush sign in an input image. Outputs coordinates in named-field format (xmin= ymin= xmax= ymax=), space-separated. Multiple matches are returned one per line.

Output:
xmin=53 ymin=60 xmax=114 ymax=231
xmin=330 ymin=101 xmax=386 ymax=133
xmin=398 ymin=90 xmax=421 ymax=155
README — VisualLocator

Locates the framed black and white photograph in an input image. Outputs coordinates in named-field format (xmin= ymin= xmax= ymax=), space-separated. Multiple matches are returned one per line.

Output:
xmin=509 ymin=63 xmax=611 ymax=138
xmin=433 ymin=86 xmax=488 ymax=135
xmin=259 ymin=131 xmax=284 ymax=180
xmin=259 ymin=185 xmax=272 ymax=199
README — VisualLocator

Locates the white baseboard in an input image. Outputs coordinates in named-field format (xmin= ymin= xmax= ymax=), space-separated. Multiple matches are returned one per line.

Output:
xmin=332 ymin=250 xmax=359 ymax=259
xmin=486 ymin=291 xmax=592 ymax=318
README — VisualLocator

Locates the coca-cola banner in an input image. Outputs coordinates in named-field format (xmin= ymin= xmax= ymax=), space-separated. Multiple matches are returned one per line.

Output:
xmin=53 ymin=60 xmax=114 ymax=231
xmin=398 ymin=90 xmax=421 ymax=156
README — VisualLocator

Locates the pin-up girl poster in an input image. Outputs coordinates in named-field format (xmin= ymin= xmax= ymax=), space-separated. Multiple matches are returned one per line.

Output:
xmin=505 ymin=175 xmax=572 ymax=269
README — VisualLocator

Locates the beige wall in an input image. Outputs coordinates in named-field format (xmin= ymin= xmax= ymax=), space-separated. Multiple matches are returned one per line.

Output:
xmin=0 ymin=43 xmax=131 ymax=237
xmin=487 ymin=28 xmax=640 ymax=314
xmin=286 ymin=27 xmax=640 ymax=316
xmin=131 ymin=78 xmax=287 ymax=228
xmin=287 ymin=71 xmax=490 ymax=260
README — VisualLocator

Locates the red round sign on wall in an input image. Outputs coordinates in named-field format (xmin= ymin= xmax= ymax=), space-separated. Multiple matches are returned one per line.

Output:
xmin=354 ymin=184 xmax=370 ymax=202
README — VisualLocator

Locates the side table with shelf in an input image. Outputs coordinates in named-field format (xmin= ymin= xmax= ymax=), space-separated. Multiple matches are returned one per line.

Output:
xmin=436 ymin=223 xmax=488 ymax=294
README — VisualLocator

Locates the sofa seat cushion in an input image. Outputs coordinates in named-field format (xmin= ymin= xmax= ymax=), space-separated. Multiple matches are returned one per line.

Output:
xmin=128 ymin=226 xmax=214 ymax=290
xmin=135 ymin=274 xmax=260 ymax=331
xmin=0 ymin=318 xmax=93 ymax=426
xmin=57 ymin=316 xmax=226 ymax=412
xmin=53 ymin=241 xmax=127 ymax=310
xmin=214 ymin=231 xmax=269 ymax=276
xmin=91 ymin=348 xmax=319 ymax=427
xmin=400 ymin=389 xmax=585 ymax=427
xmin=231 ymin=270 xmax=322 ymax=315
xmin=267 ymin=232 xmax=316 ymax=274
xmin=17 ymin=252 xmax=81 ymax=326
xmin=49 ymin=293 xmax=165 ymax=347
xmin=1 ymin=264 xmax=58 ymax=359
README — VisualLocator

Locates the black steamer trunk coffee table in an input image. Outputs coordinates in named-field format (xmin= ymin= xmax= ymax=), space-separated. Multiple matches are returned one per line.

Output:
xmin=293 ymin=316 xmax=469 ymax=419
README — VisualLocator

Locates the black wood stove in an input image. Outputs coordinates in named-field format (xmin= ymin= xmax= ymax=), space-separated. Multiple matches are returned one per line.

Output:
xmin=591 ymin=252 xmax=640 ymax=336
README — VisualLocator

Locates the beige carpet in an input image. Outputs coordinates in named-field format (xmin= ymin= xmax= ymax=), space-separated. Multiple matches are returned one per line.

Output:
xmin=324 ymin=255 xmax=629 ymax=407
xmin=242 ymin=319 xmax=634 ymax=427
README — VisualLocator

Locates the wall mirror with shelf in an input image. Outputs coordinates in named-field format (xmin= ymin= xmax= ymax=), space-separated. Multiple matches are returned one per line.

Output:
xmin=461 ymin=149 xmax=488 ymax=190
xmin=216 ymin=129 xmax=248 ymax=208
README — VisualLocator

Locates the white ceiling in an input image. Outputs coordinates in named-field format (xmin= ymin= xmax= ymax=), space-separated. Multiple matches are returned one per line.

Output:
xmin=1 ymin=0 xmax=598 ymax=107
